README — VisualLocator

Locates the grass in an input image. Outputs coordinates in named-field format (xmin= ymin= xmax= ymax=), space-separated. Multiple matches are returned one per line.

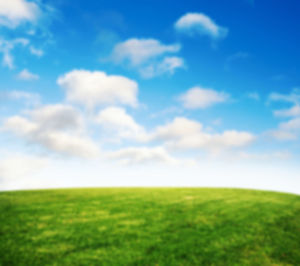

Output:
xmin=0 ymin=188 xmax=299 ymax=265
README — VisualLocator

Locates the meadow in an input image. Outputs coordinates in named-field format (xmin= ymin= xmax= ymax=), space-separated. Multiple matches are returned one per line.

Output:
xmin=0 ymin=188 xmax=299 ymax=265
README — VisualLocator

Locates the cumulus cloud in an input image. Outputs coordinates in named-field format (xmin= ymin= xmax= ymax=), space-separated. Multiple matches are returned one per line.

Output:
xmin=0 ymin=0 xmax=40 ymax=28
xmin=96 ymin=107 xmax=148 ymax=142
xmin=2 ymin=104 xmax=99 ymax=158
xmin=153 ymin=117 xmax=202 ymax=140
xmin=174 ymin=12 xmax=228 ymax=39
xmin=107 ymin=146 xmax=179 ymax=165
xmin=28 ymin=104 xmax=84 ymax=131
xmin=111 ymin=38 xmax=184 ymax=78
xmin=96 ymin=110 xmax=254 ymax=154
xmin=152 ymin=117 xmax=255 ymax=153
xmin=57 ymin=70 xmax=138 ymax=109
xmin=17 ymin=69 xmax=39 ymax=80
xmin=179 ymin=86 xmax=229 ymax=109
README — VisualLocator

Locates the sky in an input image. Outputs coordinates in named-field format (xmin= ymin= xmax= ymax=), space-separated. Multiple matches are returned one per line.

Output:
xmin=0 ymin=0 xmax=300 ymax=194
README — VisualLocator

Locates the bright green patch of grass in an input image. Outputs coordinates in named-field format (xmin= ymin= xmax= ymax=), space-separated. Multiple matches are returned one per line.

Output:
xmin=0 ymin=188 xmax=299 ymax=265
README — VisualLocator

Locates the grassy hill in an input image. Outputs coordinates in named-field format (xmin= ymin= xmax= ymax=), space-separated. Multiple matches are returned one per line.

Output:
xmin=0 ymin=188 xmax=299 ymax=265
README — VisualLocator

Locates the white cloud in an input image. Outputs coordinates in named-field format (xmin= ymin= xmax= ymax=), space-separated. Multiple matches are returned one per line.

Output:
xmin=96 ymin=107 xmax=148 ymax=142
xmin=96 ymin=111 xmax=254 ymax=154
xmin=269 ymin=89 xmax=300 ymax=104
xmin=159 ymin=57 xmax=185 ymax=73
xmin=3 ymin=51 xmax=13 ymax=69
xmin=107 ymin=146 xmax=179 ymax=165
xmin=57 ymin=70 xmax=138 ymax=109
xmin=0 ymin=1 xmax=53 ymax=70
xmin=152 ymin=117 xmax=255 ymax=152
xmin=175 ymin=13 xmax=228 ymax=39
xmin=29 ymin=46 xmax=44 ymax=57
xmin=0 ymin=38 xmax=29 ymax=69
xmin=17 ymin=69 xmax=39 ymax=80
xmin=28 ymin=104 xmax=84 ymax=131
xmin=268 ymin=89 xmax=300 ymax=140
xmin=35 ymin=131 xmax=99 ymax=158
xmin=179 ymin=86 xmax=229 ymax=109
xmin=2 ymin=104 xmax=99 ymax=158
xmin=274 ymin=105 xmax=300 ymax=117
xmin=111 ymin=38 xmax=184 ymax=78
xmin=153 ymin=117 xmax=202 ymax=140
xmin=0 ymin=0 xmax=40 ymax=28
xmin=280 ymin=118 xmax=300 ymax=131
xmin=1 ymin=90 xmax=40 ymax=106
xmin=269 ymin=118 xmax=300 ymax=141
xmin=140 ymin=56 xmax=185 ymax=78
xmin=269 ymin=130 xmax=297 ymax=141
xmin=112 ymin=38 xmax=181 ymax=65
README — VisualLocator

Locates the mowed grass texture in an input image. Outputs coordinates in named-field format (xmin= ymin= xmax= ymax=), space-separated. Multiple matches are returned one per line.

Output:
xmin=0 ymin=188 xmax=299 ymax=266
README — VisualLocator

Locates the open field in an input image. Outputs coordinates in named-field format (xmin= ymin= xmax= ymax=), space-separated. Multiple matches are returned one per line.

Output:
xmin=0 ymin=188 xmax=299 ymax=265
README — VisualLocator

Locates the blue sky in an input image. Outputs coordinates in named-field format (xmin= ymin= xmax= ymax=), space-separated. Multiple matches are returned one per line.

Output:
xmin=0 ymin=0 xmax=299 ymax=193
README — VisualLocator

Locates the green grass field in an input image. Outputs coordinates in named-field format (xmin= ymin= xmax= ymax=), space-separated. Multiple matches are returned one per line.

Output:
xmin=0 ymin=188 xmax=299 ymax=265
